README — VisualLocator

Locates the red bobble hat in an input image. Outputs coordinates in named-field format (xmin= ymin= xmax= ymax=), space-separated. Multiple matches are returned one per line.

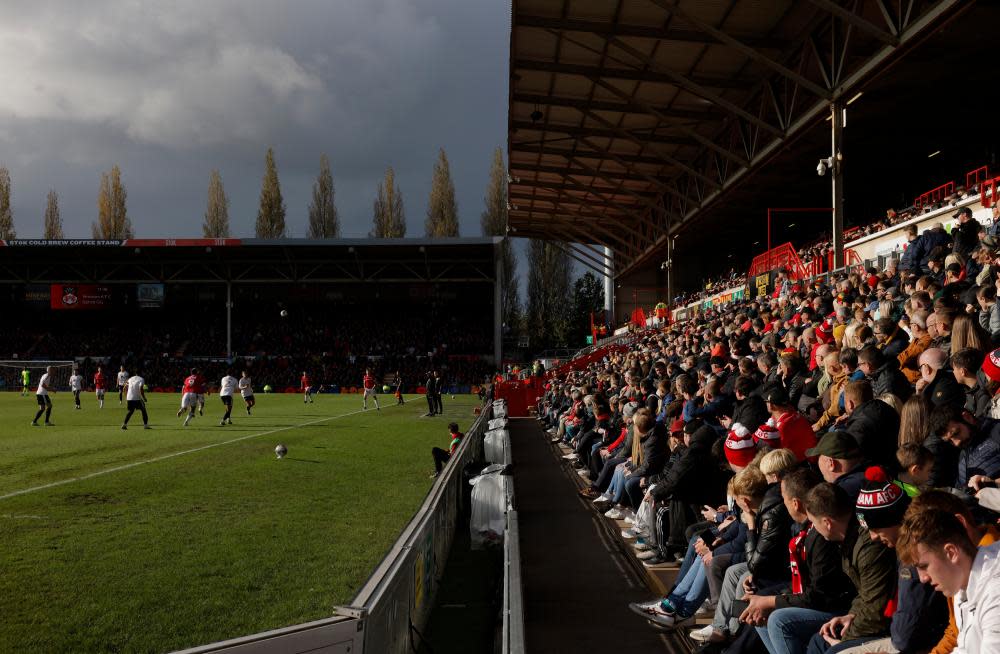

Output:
xmin=982 ymin=347 xmax=1000 ymax=384
xmin=724 ymin=423 xmax=757 ymax=468
xmin=754 ymin=420 xmax=781 ymax=449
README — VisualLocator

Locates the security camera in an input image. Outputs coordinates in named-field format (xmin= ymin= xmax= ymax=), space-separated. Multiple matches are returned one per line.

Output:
xmin=817 ymin=160 xmax=826 ymax=176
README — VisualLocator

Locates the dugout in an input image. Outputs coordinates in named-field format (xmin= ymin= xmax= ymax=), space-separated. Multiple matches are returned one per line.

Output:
xmin=0 ymin=237 xmax=504 ymax=365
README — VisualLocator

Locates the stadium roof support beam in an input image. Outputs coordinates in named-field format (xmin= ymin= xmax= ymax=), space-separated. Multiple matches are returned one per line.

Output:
xmin=805 ymin=0 xmax=900 ymax=45
xmin=646 ymin=0 xmax=832 ymax=100
xmin=512 ymin=92 xmax=719 ymax=121
xmin=515 ymin=13 xmax=790 ymax=49
xmin=549 ymin=241 xmax=613 ymax=278
xmin=605 ymin=36 xmax=784 ymax=137
xmin=589 ymin=77 xmax=750 ymax=167
xmin=513 ymin=58 xmax=756 ymax=90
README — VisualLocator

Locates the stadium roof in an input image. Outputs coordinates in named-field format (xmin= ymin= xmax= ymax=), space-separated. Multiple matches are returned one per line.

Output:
xmin=0 ymin=238 xmax=499 ymax=284
xmin=507 ymin=0 xmax=970 ymax=278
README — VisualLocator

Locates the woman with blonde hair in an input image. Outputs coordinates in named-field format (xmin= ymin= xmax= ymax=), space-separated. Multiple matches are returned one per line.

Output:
xmin=951 ymin=313 xmax=991 ymax=353
xmin=898 ymin=394 xmax=929 ymax=446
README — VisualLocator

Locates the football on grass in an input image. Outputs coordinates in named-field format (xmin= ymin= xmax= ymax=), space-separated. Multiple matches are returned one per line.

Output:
xmin=382 ymin=385 xmax=390 ymax=392
xmin=275 ymin=444 xmax=287 ymax=459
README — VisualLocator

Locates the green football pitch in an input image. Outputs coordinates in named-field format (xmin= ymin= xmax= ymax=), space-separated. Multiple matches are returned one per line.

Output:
xmin=0 ymin=391 xmax=479 ymax=653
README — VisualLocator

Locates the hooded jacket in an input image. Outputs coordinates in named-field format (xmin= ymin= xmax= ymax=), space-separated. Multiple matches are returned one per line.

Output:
xmin=954 ymin=542 xmax=1000 ymax=654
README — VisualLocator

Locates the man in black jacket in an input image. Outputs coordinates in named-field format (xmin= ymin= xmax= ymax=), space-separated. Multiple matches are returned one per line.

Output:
xmin=723 ymin=375 xmax=770 ymax=437
xmin=424 ymin=371 xmax=437 ymax=417
xmin=836 ymin=380 xmax=900 ymax=472
xmin=952 ymin=207 xmax=982 ymax=258
xmin=742 ymin=468 xmax=854 ymax=654
xmin=857 ymin=346 xmax=911 ymax=401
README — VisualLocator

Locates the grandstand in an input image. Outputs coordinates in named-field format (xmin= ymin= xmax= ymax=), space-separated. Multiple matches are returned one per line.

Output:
xmin=499 ymin=1 xmax=1000 ymax=653
xmin=0 ymin=238 xmax=500 ymax=393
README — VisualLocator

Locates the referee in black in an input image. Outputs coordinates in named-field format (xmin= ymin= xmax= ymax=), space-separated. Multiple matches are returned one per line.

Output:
xmin=424 ymin=371 xmax=437 ymax=417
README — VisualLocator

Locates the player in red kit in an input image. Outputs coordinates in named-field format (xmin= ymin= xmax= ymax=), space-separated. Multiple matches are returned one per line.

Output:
xmin=93 ymin=366 xmax=107 ymax=409
xmin=301 ymin=372 xmax=314 ymax=403
xmin=362 ymin=368 xmax=380 ymax=411
xmin=193 ymin=370 xmax=207 ymax=415
xmin=177 ymin=368 xmax=201 ymax=426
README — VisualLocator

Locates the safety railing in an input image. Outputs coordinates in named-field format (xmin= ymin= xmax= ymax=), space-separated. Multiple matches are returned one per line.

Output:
xmin=915 ymin=181 xmax=955 ymax=210
xmin=334 ymin=400 xmax=492 ymax=654
xmin=502 ymin=509 xmax=526 ymax=654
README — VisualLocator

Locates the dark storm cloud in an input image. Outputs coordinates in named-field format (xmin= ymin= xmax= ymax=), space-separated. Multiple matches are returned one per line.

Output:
xmin=0 ymin=0 xmax=510 ymax=238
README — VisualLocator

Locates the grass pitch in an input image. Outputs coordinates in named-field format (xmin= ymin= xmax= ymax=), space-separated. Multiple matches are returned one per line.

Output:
xmin=0 ymin=391 xmax=479 ymax=653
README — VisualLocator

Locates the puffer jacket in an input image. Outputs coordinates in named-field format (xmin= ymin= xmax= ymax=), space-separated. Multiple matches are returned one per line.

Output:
xmin=868 ymin=358 xmax=913 ymax=400
xmin=745 ymin=483 xmax=793 ymax=584
xmin=956 ymin=418 xmax=1000 ymax=488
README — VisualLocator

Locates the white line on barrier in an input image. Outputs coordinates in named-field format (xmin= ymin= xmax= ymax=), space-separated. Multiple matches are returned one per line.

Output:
xmin=0 ymin=405 xmax=389 ymax=501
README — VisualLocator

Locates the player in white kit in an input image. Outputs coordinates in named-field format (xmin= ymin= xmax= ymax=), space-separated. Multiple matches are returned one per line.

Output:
xmin=239 ymin=371 xmax=255 ymax=416
xmin=116 ymin=366 xmax=129 ymax=404
xmin=219 ymin=372 xmax=238 ymax=426
xmin=121 ymin=371 xmax=150 ymax=430
xmin=31 ymin=366 xmax=56 ymax=426
xmin=69 ymin=369 xmax=83 ymax=410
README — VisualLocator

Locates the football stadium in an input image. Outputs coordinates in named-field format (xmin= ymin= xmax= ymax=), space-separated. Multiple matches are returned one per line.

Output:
xmin=4 ymin=1 xmax=1000 ymax=653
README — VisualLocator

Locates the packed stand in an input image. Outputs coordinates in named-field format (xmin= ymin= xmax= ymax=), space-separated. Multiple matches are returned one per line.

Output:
xmin=673 ymin=270 xmax=750 ymax=306
xmin=2 ymin=304 xmax=494 ymax=390
xmin=534 ymin=212 xmax=1000 ymax=654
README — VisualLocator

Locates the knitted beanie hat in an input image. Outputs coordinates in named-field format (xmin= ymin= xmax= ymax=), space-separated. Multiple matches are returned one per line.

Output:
xmin=753 ymin=418 xmax=781 ymax=449
xmin=855 ymin=466 xmax=910 ymax=530
xmin=725 ymin=423 xmax=757 ymax=468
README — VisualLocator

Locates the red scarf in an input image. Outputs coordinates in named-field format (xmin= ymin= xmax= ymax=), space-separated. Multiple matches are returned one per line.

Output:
xmin=789 ymin=524 xmax=811 ymax=594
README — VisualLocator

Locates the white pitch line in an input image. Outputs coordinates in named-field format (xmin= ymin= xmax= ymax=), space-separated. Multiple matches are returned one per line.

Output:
xmin=0 ymin=405 xmax=388 ymax=501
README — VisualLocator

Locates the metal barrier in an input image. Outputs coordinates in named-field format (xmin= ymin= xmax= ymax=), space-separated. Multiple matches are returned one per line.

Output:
xmin=502 ymin=509 xmax=526 ymax=654
xmin=333 ymin=402 xmax=493 ymax=654
xmin=173 ymin=617 xmax=364 ymax=654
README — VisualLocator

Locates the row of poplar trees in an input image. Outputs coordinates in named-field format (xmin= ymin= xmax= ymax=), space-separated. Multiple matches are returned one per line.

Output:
xmin=0 ymin=148 xmax=473 ymax=241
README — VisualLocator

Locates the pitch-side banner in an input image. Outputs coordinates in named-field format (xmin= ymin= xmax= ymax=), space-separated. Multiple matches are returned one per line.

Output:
xmin=50 ymin=285 xmax=113 ymax=310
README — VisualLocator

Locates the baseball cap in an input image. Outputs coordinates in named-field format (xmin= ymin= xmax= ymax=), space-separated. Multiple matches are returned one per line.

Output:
xmin=806 ymin=431 xmax=862 ymax=459
xmin=764 ymin=387 xmax=790 ymax=406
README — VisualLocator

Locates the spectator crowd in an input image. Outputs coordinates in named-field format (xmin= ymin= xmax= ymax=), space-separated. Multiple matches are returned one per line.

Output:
xmin=2 ymin=304 xmax=494 ymax=391
xmin=534 ymin=204 xmax=1000 ymax=654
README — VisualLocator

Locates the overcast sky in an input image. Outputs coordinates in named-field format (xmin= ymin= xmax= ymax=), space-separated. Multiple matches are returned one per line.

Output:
xmin=0 ymin=0 xmax=510 ymax=240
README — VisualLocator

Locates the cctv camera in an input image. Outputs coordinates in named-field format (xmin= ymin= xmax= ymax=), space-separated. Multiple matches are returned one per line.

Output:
xmin=817 ymin=160 xmax=827 ymax=176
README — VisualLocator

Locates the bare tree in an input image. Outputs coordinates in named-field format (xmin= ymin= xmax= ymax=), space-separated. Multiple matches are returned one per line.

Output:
xmin=0 ymin=166 xmax=15 ymax=239
xmin=370 ymin=166 xmax=406 ymax=238
xmin=425 ymin=148 xmax=459 ymax=237
xmin=526 ymin=239 xmax=572 ymax=347
xmin=307 ymin=154 xmax=340 ymax=238
xmin=92 ymin=165 xmax=132 ymax=239
xmin=480 ymin=147 xmax=520 ymax=327
xmin=202 ymin=170 xmax=230 ymax=238
xmin=255 ymin=148 xmax=286 ymax=238
xmin=43 ymin=190 xmax=63 ymax=239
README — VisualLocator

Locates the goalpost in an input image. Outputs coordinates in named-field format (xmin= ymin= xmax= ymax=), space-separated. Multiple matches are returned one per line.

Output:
xmin=0 ymin=361 xmax=77 ymax=392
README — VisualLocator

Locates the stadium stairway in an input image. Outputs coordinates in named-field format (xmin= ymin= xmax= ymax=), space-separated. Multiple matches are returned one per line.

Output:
xmin=509 ymin=418 xmax=693 ymax=653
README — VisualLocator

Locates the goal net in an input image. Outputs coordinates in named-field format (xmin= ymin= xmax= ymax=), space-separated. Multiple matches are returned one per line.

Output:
xmin=0 ymin=361 xmax=77 ymax=392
